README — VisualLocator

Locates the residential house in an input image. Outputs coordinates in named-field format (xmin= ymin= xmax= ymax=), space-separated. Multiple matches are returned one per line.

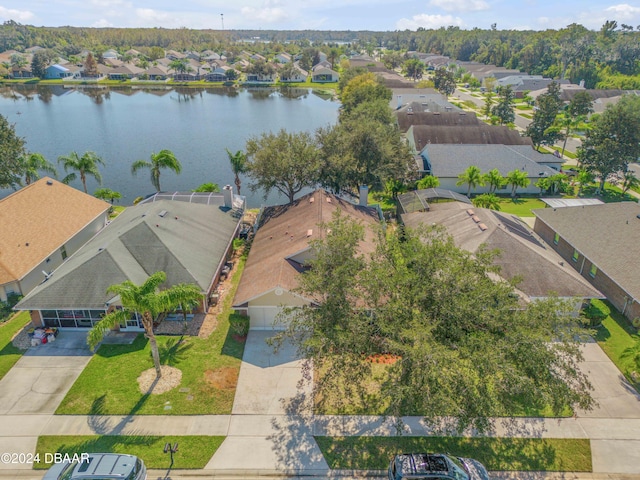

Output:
xmin=44 ymin=64 xmax=74 ymax=79
xmin=103 ymin=58 xmax=124 ymax=68
xmin=397 ymin=110 xmax=476 ymax=133
xmin=108 ymin=63 xmax=145 ymax=80
xmin=102 ymin=49 xmax=119 ymax=60
xmin=250 ymin=53 xmax=266 ymax=62
xmin=274 ymin=52 xmax=292 ymax=64
xmin=0 ymin=177 xmax=110 ymax=303
xmin=204 ymin=65 xmax=231 ymax=82
xmin=25 ymin=46 xmax=44 ymax=53
xmin=233 ymin=189 xmax=382 ymax=330
xmin=406 ymin=124 xmax=533 ymax=152
xmin=416 ymin=144 xmax=558 ymax=194
xmin=391 ymin=88 xmax=456 ymax=112
xmin=311 ymin=65 xmax=339 ymax=83
xmin=11 ymin=65 xmax=34 ymax=79
xmin=125 ymin=49 xmax=141 ymax=57
xmin=532 ymin=202 xmax=640 ymax=321
xmin=142 ymin=65 xmax=171 ymax=81
xmin=166 ymin=50 xmax=185 ymax=61
xmin=16 ymin=188 xmax=245 ymax=331
xmin=401 ymin=196 xmax=602 ymax=304
xmin=278 ymin=63 xmax=308 ymax=83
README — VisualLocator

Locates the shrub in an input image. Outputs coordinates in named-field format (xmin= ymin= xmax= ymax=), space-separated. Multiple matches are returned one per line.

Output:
xmin=583 ymin=299 xmax=610 ymax=326
xmin=229 ymin=314 xmax=249 ymax=337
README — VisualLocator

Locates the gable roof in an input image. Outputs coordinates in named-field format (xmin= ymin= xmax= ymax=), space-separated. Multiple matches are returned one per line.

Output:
xmin=420 ymin=144 xmax=557 ymax=178
xmin=233 ymin=190 xmax=381 ymax=306
xmin=402 ymin=201 xmax=602 ymax=299
xmin=0 ymin=177 xmax=109 ymax=286
xmin=397 ymin=110 xmax=478 ymax=133
xmin=17 ymin=196 xmax=242 ymax=310
xmin=408 ymin=124 xmax=532 ymax=151
xmin=533 ymin=202 xmax=640 ymax=300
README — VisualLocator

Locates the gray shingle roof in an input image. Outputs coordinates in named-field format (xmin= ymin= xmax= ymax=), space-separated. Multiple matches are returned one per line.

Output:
xmin=423 ymin=144 xmax=558 ymax=178
xmin=533 ymin=202 xmax=640 ymax=300
xmin=402 ymin=201 xmax=602 ymax=299
xmin=17 ymin=198 xmax=241 ymax=310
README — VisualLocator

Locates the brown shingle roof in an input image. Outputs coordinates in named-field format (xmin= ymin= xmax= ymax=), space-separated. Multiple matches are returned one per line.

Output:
xmin=233 ymin=189 xmax=381 ymax=306
xmin=408 ymin=124 xmax=532 ymax=151
xmin=0 ymin=177 xmax=109 ymax=285
xmin=397 ymin=111 xmax=480 ymax=133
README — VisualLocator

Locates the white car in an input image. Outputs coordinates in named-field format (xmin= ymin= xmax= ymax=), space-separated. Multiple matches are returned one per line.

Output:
xmin=42 ymin=453 xmax=146 ymax=480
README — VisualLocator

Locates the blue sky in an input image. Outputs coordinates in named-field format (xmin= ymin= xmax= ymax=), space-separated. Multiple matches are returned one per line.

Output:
xmin=1 ymin=0 xmax=639 ymax=31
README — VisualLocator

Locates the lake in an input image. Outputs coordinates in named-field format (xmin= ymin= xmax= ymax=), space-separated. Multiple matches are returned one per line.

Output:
xmin=0 ymin=84 xmax=339 ymax=207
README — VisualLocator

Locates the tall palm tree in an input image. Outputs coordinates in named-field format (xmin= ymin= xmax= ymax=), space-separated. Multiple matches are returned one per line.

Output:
xmin=20 ymin=152 xmax=57 ymax=185
xmin=58 ymin=151 xmax=104 ymax=193
xmin=575 ymin=169 xmax=594 ymax=196
xmin=482 ymin=168 xmax=505 ymax=194
xmin=226 ymin=149 xmax=247 ymax=196
xmin=456 ymin=165 xmax=484 ymax=196
xmin=622 ymin=171 xmax=640 ymax=194
xmin=88 ymin=271 xmax=203 ymax=378
xmin=505 ymin=169 xmax=531 ymax=198
xmin=131 ymin=149 xmax=182 ymax=192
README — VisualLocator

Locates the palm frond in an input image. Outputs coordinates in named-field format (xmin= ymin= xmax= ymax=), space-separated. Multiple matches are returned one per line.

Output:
xmin=87 ymin=309 xmax=130 ymax=349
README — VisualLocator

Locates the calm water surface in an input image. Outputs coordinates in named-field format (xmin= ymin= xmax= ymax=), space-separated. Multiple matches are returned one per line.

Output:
xmin=0 ymin=85 xmax=339 ymax=207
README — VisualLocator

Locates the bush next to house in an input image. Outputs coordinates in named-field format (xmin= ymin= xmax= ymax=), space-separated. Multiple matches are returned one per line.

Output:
xmin=584 ymin=299 xmax=610 ymax=327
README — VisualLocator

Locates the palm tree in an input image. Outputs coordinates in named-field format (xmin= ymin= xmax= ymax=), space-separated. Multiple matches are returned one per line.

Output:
xmin=94 ymin=187 xmax=122 ymax=204
xmin=131 ymin=149 xmax=182 ymax=192
xmin=416 ymin=175 xmax=440 ymax=189
xmin=472 ymin=193 xmax=501 ymax=210
xmin=226 ymin=149 xmax=247 ymax=196
xmin=456 ymin=165 xmax=484 ymax=196
xmin=88 ymin=271 xmax=203 ymax=378
xmin=20 ymin=152 xmax=57 ymax=185
xmin=505 ymin=170 xmax=530 ymax=198
xmin=193 ymin=182 xmax=220 ymax=192
xmin=58 ymin=151 xmax=104 ymax=193
xmin=576 ymin=169 xmax=595 ymax=196
xmin=169 ymin=59 xmax=188 ymax=75
xmin=482 ymin=168 xmax=505 ymax=194
xmin=621 ymin=171 xmax=640 ymax=194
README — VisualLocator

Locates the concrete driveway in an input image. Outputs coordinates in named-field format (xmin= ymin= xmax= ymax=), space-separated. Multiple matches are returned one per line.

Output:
xmin=0 ymin=331 xmax=92 ymax=415
xmin=231 ymin=330 xmax=311 ymax=415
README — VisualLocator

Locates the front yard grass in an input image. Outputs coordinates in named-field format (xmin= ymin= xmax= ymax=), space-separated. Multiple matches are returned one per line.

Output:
xmin=594 ymin=301 xmax=640 ymax=392
xmin=0 ymin=311 xmax=31 ymax=381
xmin=56 ymin=257 xmax=247 ymax=415
xmin=315 ymin=436 xmax=591 ymax=472
xmin=496 ymin=197 xmax=547 ymax=217
xmin=34 ymin=435 xmax=224 ymax=470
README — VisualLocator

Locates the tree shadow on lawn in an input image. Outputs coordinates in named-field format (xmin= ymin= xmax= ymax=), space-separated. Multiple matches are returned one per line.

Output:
xmin=95 ymin=334 xmax=147 ymax=358
xmin=158 ymin=336 xmax=193 ymax=366
xmin=220 ymin=314 xmax=246 ymax=360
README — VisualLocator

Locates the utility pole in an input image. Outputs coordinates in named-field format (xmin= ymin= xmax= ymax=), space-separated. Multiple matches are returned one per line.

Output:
xmin=221 ymin=13 xmax=224 ymax=31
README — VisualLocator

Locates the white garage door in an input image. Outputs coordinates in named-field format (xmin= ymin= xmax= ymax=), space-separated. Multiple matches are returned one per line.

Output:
xmin=248 ymin=306 xmax=287 ymax=330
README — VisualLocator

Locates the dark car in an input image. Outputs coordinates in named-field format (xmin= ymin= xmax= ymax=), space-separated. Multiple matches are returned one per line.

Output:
xmin=388 ymin=453 xmax=490 ymax=480
xmin=43 ymin=453 xmax=146 ymax=480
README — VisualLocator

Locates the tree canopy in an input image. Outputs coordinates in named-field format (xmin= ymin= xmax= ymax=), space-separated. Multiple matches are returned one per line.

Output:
xmin=131 ymin=149 xmax=182 ymax=193
xmin=0 ymin=114 xmax=26 ymax=188
xmin=273 ymin=212 xmax=594 ymax=433
xmin=58 ymin=150 xmax=104 ymax=193
xmin=245 ymin=129 xmax=320 ymax=204
xmin=433 ymin=67 xmax=456 ymax=96
xmin=525 ymin=82 xmax=562 ymax=150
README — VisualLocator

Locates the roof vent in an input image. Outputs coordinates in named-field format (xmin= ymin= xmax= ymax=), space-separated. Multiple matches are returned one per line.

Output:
xmin=637 ymin=214 xmax=640 ymax=220
xmin=307 ymin=229 xmax=313 ymax=237
xmin=309 ymin=197 xmax=315 ymax=203
xmin=478 ymin=223 xmax=488 ymax=231
xmin=46 ymin=180 xmax=53 ymax=186
xmin=326 ymin=197 xmax=332 ymax=203
xmin=158 ymin=210 xmax=167 ymax=217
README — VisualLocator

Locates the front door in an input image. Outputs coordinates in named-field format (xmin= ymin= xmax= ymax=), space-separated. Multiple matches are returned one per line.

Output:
xmin=119 ymin=312 xmax=145 ymax=332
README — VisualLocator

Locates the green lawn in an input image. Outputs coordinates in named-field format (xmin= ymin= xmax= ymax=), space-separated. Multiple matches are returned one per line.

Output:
xmin=315 ymin=436 xmax=592 ymax=472
xmin=548 ymin=145 xmax=577 ymax=159
xmin=519 ymin=113 xmax=533 ymax=119
xmin=34 ymin=436 xmax=224 ymax=470
xmin=594 ymin=301 xmax=640 ymax=392
xmin=56 ymin=257 xmax=247 ymax=415
xmin=496 ymin=197 xmax=547 ymax=217
xmin=0 ymin=311 xmax=31 ymax=381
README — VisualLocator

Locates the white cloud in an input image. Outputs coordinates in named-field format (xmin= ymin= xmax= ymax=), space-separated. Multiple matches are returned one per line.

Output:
xmin=90 ymin=0 xmax=131 ymax=7
xmin=92 ymin=18 xmax=114 ymax=27
xmin=396 ymin=13 xmax=464 ymax=30
xmin=605 ymin=3 xmax=640 ymax=18
xmin=135 ymin=8 xmax=177 ymax=26
xmin=240 ymin=5 xmax=292 ymax=24
xmin=0 ymin=6 xmax=34 ymax=22
xmin=428 ymin=0 xmax=490 ymax=12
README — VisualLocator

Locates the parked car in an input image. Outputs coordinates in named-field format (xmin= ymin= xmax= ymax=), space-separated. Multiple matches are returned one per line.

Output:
xmin=388 ymin=453 xmax=490 ymax=480
xmin=43 ymin=453 xmax=147 ymax=480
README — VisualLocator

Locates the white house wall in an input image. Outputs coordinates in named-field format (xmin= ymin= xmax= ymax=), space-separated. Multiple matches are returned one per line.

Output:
xmin=437 ymin=177 xmax=541 ymax=195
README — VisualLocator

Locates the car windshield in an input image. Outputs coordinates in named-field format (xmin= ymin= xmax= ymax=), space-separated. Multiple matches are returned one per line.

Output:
xmin=58 ymin=462 xmax=78 ymax=480
xmin=447 ymin=457 xmax=470 ymax=480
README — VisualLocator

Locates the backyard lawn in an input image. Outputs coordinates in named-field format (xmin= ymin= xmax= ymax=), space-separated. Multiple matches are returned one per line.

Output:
xmin=34 ymin=435 xmax=224 ymax=469
xmin=56 ymin=257 xmax=247 ymax=415
xmin=594 ymin=301 xmax=640 ymax=392
xmin=0 ymin=311 xmax=31 ymax=381
xmin=497 ymin=197 xmax=547 ymax=217
xmin=316 ymin=436 xmax=592 ymax=472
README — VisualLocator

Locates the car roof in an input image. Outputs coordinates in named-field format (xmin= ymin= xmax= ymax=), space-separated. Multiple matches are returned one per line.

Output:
xmin=73 ymin=454 xmax=138 ymax=477
xmin=396 ymin=453 xmax=451 ymax=476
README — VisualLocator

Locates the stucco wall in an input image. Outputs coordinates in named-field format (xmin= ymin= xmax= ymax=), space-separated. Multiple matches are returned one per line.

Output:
xmin=438 ymin=177 xmax=541 ymax=195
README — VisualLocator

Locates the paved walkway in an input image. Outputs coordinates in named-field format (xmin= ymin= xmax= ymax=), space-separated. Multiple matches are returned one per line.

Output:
xmin=2 ymin=332 xmax=640 ymax=477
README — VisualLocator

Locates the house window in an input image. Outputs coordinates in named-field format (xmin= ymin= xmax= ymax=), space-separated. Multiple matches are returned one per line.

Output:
xmin=589 ymin=264 xmax=598 ymax=278
xmin=60 ymin=245 xmax=67 ymax=260
xmin=554 ymin=233 xmax=559 ymax=245
xmin=572 ymin=249 xmax=579 ymax=262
